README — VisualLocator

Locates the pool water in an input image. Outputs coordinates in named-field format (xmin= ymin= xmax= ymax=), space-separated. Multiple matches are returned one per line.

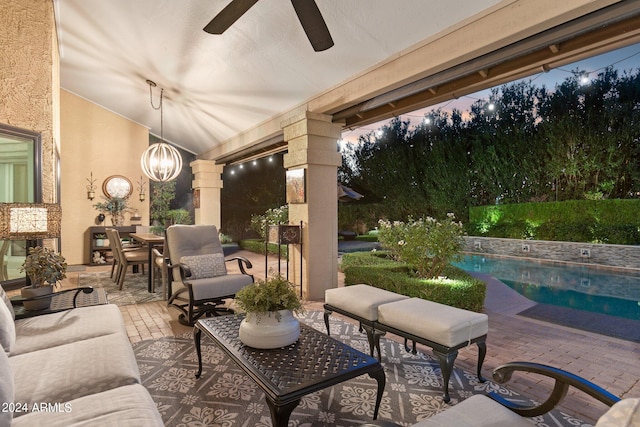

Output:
xmin=452 ymin=255 xmax=640 ymax=321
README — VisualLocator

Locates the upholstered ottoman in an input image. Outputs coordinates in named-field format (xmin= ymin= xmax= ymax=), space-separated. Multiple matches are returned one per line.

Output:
xmin=376 ymin=297 xmax=488 ymax=402
xmin=324 ymin=284 xmax=409 ymax=354
xmin=324 ymin=285 xmax=488 ymax=402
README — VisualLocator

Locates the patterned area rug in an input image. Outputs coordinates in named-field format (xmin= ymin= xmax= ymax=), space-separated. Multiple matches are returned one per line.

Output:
xmin=78 ymin=270 xmax=164 ymax=306
xmin=133 ymin=311 xmax=590 ymax=427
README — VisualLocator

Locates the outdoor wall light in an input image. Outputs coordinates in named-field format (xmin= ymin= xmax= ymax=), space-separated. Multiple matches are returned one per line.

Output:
xmin=86 ymin=172 xmax=97 ymax=200
xmin=137 ymin=176 xmax=146 ymax=202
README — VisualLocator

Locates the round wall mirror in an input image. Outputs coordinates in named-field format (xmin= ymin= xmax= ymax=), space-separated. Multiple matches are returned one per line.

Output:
xmin=102 ymin=175 xmax=132 ymax=199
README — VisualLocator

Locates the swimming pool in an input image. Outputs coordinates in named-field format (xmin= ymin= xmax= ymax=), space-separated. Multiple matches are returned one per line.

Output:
xmin=452 ymin=255 xmax=640 ymax=321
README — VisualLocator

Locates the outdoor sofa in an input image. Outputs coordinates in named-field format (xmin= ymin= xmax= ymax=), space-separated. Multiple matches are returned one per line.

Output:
xmin=0 ymin=287 xmax=163 ymax=426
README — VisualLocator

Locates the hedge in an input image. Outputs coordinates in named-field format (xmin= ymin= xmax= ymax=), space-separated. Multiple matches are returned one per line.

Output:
xmin=341 ymin=252 xmax=486 ymax=312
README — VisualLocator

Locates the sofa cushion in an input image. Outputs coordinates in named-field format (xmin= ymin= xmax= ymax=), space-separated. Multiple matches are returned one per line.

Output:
xmin=409 ymin=394 xmax=532 ymax=427
xmin=0 ymin=349 xmax=14 ymax=426
xmin=0 ymin=285 xmax=15 ymax=319
xmin=10 ymin=333 xmax=140 ymax=414
xmin=12 ymin=304 xmax=126 ymax=356
xmin=180 ymin=253 xmax=227 ymax=279
xmin=0 ymin=292 xmax=15 ymax=353
xmin=595 ymin=398 xmax=640 ymax=427
xmin=11 ymin=384 xmax=163 ymax=427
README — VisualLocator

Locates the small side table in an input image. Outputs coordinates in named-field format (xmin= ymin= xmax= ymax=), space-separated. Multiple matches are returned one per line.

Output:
xmin=11 ymin=287 xmax=108 ymax=319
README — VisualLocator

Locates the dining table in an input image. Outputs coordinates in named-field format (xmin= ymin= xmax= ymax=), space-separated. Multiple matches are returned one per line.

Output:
xmin=129 ymin=232 xmax=165 ymax=292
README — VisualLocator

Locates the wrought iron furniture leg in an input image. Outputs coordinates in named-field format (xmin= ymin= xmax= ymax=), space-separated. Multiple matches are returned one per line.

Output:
xmin=266 ymin=398 xmax=300 ymax=427
xmin=194 ymin=327 xmax=203 ymax=378
xmin=368 ymin=366 xmax=386 ymax=419
xmin=433 ymin=349 xmax=458 ymax=403
xmin=477 ymin=340 xmax=487 ymax=382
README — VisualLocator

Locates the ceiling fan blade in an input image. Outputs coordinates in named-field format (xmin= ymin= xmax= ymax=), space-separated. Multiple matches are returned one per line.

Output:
xmin=203 ymin=0 xmax=259 ymax=34
xmin=290 ymin=0 xmax=334 ymax=52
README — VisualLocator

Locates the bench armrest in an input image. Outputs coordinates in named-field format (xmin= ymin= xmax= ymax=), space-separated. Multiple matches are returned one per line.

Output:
xmin=489 ymin=361 xmax=620 ymax=417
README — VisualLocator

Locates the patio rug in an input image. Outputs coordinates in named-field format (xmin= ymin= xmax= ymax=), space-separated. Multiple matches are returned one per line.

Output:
xmin=133 ymin=310 xmax=590 ymax=427
xmin=519 ymin=303 xmax=640 ymax=343
xmin=78 ymin=270 xmax=164 ymax=306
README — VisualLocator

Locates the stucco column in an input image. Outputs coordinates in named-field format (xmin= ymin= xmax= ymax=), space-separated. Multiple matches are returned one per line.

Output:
xmin=282 ymin=111 xmax=342 ymax=300
xmin=191 ymin=159 xmax=224 ymax=227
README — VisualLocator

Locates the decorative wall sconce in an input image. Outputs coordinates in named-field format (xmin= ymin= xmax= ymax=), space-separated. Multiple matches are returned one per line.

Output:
xmin=137 ymin=176 xmax=147 ymax=202
xmin=86 ymin=172 xmax=97 ymax=200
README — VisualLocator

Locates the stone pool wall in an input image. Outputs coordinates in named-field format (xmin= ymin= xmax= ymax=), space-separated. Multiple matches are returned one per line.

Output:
xmin=463 ymin=236 xmax=640 ymax=270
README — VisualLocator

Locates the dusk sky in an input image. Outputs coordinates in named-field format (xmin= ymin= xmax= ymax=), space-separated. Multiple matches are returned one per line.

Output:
xmin=341 ymin=43 xmax=640 ymax=144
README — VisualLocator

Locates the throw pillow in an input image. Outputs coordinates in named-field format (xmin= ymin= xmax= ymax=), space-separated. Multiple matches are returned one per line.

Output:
xmin=180 ymin=253 xmax=227 ymax=279
xmin=595 ymin=398 xmax=640 ymax=427
xmin=0 ymin=295 xmax=16 ymax=353
xmin=0 ymin=286 xmax=15 ymax=320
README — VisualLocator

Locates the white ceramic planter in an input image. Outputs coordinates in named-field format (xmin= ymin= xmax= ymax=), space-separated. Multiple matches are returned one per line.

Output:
xmin=239 ymin=309 xmax=300 ymax=349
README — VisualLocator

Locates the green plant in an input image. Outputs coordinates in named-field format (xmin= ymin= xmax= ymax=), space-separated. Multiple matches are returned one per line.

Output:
xmin=93 ymin=196 xmax=130 ymax=215
xmin=239 ymin=239 xmax=288 ymax=258
xmin=150 ymin=181 xmax=176 ymax=226
xmin=234 ymin=274 xmax=304 ymax=319
xmin=250 ymin=205 xmax=289 ymax=239
xmin=378 ymin=213 xmax=465 ymax=278
xmin=167 ymin=209 xmax=192 ymax=225
xmin=341 ymin=252 xmax=485 ymax=312
xmin=20 ymin=246 xmax=67 ymax=287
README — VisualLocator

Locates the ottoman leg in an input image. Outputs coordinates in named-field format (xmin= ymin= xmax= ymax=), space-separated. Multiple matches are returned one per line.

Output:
xmin=433 ymin=349 xmax=458 ymax=403
xmin=323 ymin=309 xmax=332 ymax=335
xmin=476 ymin=340 xmax=487 ymax=382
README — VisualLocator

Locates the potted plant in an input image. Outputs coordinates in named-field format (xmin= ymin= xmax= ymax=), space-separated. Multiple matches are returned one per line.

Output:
xmin=19 ymin=246 xmax=67 ymax=311
xmin=94 ymin=233 xmax=106 ymax=247
xmin=93 ymin=196 xmax=130 ymax=226
xmin=233 ymin=274 xmax=304 ymax=349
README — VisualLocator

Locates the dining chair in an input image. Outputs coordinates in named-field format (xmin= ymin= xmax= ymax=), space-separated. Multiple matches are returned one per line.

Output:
xmin=106 ymin=228 xmax=149 ymax=290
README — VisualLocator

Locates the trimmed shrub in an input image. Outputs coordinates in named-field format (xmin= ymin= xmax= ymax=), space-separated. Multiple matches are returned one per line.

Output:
xmin=341 ymin=252 xmax=485 ymax=312
xmin=239 ymin=239 xmax=288 ymax=258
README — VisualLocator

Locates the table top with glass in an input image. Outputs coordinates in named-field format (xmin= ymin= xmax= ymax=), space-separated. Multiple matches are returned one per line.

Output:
xmin=193 ymin=314 xmax=386 ymax=427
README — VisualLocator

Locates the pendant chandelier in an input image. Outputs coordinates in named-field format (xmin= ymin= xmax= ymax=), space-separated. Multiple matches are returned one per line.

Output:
xmin=141 ymin=79 xmax=183 ymax=182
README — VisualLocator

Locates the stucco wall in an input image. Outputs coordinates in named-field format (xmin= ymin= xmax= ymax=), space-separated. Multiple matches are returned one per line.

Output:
xmin=0 ymin=0 xmax=58 ymax=204
xmin=60 ymin=90 xmax=150 ymax=265
xmin=463 ymin=236 xmax=640 ymax=271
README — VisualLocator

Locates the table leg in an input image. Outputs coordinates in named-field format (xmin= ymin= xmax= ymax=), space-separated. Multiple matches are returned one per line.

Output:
xmin=368 ymin=366 xmax=386 ymax=420
xmin=266 ymin=398 xmax=299 ymax=427
xmin=147 ymin=243 xmax=154 ymax=292
xmin=194 ymin=327 xmax=203 ymax=378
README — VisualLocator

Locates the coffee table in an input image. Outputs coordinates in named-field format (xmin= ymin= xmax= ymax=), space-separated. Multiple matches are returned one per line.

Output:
xmin=194 ymin=315 xmax=386 ymax=427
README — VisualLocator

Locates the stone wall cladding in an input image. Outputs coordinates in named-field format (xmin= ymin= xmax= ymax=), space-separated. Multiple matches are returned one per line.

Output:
xmin=463 ymin=236 xmax=640 ymax=271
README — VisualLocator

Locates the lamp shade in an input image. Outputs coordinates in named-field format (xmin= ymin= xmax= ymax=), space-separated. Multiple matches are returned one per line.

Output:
xmin=140 ymin=142 xmax=183 ymax=182
xmin=0 ymin=203 xmax=62 ymax=240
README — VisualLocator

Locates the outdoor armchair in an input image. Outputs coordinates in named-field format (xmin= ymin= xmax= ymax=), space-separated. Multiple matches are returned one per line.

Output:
xmin=360 ymin=361 xmax=638 ymax=427
xmin=165 ymin=224 xmax=253 ymax=325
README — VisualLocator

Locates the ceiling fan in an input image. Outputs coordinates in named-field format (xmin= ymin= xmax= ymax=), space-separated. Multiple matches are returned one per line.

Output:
xmin=203 ymin=0 xmax=334 ymax=52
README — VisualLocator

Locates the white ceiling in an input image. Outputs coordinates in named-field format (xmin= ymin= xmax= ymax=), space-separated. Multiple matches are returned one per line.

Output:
xmin=55 ymin=0 xmax=502 ymax=155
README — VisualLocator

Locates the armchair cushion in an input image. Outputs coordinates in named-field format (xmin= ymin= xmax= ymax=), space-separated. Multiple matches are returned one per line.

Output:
xmin=180 ymin=253 xmax=227 ymax=279
xmin=172 ymin=273 xmax=254 ymax=300
xmin=0 ymin=292 xmax=15 ymax=353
